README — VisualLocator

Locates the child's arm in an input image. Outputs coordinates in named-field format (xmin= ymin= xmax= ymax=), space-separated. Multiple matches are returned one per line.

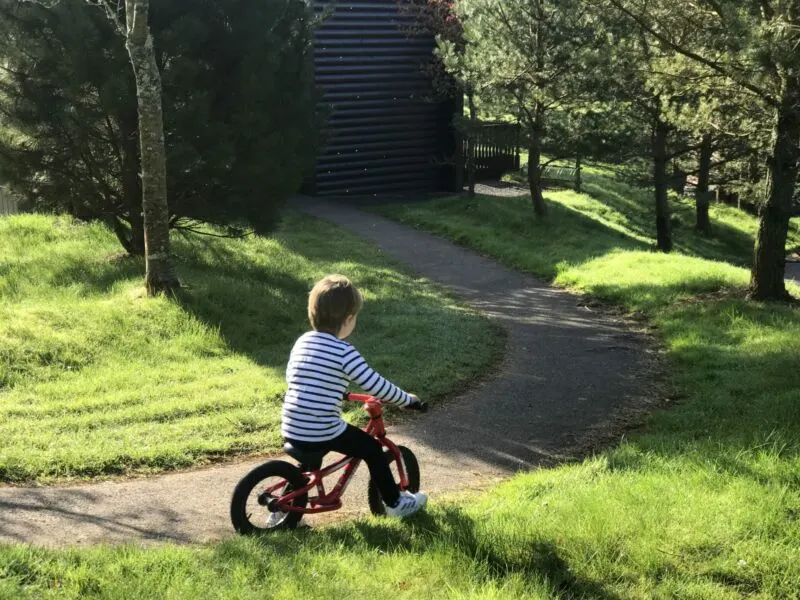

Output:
xmin=341 ymin=346 xmax=413 ymax=407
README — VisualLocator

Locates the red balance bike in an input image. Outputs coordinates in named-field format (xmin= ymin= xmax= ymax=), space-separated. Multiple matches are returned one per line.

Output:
xmin=230 ymin=393 xmax=426 ymax=534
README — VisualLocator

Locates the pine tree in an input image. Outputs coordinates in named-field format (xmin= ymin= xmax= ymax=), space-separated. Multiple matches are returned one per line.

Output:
xmin=446 ymin=0 xmax=610 ymax=217
xmin=605 ymin=0 xmax=800 ymax=300
xmin=0 ymin=0 xmax=318 ymax=258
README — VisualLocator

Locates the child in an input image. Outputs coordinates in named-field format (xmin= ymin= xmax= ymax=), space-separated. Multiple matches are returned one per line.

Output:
xmin=282 ymin=274 xmax=428 ymax=518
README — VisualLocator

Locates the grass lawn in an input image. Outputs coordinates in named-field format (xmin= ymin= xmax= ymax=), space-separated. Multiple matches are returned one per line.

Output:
xmin=2 ymin=176 xmax=800 ymax=599
xmin=365 ymin=178 xmax=800 ymax=597
xmin=0 ymin=213 xmax=501 ymax=483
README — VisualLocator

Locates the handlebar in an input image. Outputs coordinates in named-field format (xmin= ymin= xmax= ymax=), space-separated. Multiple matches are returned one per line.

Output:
xmin=344 ymin=393 xmax=427 ymax=412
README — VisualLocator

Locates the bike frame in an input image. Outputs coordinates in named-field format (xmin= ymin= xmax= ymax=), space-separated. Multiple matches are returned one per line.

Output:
xmin=264 ymin=394 xmax=410 ymax=514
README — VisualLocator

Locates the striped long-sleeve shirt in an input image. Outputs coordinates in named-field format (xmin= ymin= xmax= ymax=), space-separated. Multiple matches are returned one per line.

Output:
xmin=281 ymin=331 xmax=413 ymax=442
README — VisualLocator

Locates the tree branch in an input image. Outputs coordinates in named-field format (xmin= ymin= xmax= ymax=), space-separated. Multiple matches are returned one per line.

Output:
xmin=85 ymin=0 xmax=125 ymax=34
xmin=126 ymin=0 xmax=148 ymax=42
xmin=604 ymin=0 xmax=776 ymax=105
xmin=172 ymin=219 xmax=255 ymax=239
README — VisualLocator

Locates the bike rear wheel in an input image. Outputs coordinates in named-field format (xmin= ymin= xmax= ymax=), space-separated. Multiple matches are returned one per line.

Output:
xmin=367 ymin=445 xmax=420 ymax=516
xmin=230 ymin=460 xmax=308 ymax=534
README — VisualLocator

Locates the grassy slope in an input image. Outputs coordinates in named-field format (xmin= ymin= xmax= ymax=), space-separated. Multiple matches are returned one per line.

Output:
xmin=0 ymin=213 xmax=501 ymax=483
xmin=367 ymin=178 xmax=800 ymax=598
xmin=2 ymin=180 xmax=800 ymax=599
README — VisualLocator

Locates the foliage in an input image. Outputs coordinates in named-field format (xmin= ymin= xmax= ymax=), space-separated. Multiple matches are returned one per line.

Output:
xmin=442 ymin=0 xmax=612 ymax=215
xmin=0 ymin=213 xmax=500 ymax=482
xmin=0 ymin=0 xmax=319 ymax=254
xmin=403 ymin=0 xmax=465 ymax=99
xmin=601 ymin=0 xmax=800 ymax=299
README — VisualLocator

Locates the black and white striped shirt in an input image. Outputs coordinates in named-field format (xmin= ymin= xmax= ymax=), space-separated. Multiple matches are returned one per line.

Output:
xmin=282 ymin=331 xmax=413 ymax=442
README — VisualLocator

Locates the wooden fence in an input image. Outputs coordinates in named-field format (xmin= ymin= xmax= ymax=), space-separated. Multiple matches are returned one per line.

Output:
xmin=465 ymin=122 xmax=520 ymax=180
xmin=0 ymin=187 xmax=19 ymax=216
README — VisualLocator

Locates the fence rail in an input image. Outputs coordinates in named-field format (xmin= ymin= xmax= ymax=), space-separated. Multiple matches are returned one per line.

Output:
xmin=465 ymin=122 xmax=520 ymax=181
xmin=0 ymin=188 xmax=19 ymax=216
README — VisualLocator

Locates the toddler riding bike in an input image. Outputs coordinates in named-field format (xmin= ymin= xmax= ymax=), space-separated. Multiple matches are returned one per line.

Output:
xmin=230 ymin=392 xmax=426 ymax=533
xmin=231 ymin=274 xmax=428 ymax=533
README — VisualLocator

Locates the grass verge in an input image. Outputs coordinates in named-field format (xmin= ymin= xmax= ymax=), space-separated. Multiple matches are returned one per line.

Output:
xmin=0 ymin=213 xmax=501 ymax=483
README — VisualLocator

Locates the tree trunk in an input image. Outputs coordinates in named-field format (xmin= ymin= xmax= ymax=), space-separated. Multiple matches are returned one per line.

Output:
xmin=749 ymin=79 xmax=799 ymax=302
xmin=652 ymin=118 xmax=672 ymax=252
xmin=695 ymin=134 xmax=712 ymax=237
xmin=527 ymin=104 xmax=547 ymax=217
xmin=466 ymin=91 xmax=477 ymax=198
xmin=527 ymin=140 xmax=547 ymax=217
xmin=124 ymin=0 xmax=178 ymax=295
xmin=574 ymin=152 xmax=582 ymax=193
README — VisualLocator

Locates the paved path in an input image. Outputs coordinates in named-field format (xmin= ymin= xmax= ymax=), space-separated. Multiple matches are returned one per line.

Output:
xmin=0 ymin=201 xmax=650 ymax=547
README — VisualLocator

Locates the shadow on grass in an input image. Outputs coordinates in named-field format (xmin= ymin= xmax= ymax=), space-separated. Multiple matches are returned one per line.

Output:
xmin=595 ymin=287 xmax=800 ymax=485
xmin=229 ymin=506 xmax=622 ymax=599
xmin=379 ymin=193 xmax=648 ymax=280
xmin=35 ymin=254 xmax=144 ymax=295
xmin=344 ymin=510 xmax=621 ymax=598
xmin=582 ymin=180 xmax=756 ymax=266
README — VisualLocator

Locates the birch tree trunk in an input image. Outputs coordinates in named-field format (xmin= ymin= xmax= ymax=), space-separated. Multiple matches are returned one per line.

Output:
xmin=124 ymin=0 xmax=178 ymax=295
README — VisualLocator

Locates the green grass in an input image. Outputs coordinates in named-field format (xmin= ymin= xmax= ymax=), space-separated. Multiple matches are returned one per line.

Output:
xmin=364 ymin=178 xmax=800 ymax=597
xmin=0 ymin=213 xmax=501 ymax=483
xmin=3 ymin=176 xmax=800 ymax=598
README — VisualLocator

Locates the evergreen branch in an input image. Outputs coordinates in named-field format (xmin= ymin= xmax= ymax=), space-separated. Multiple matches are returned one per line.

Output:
xmin=666 ymin=141 xmax=707 ymax=160
xmin=86 ymin=0 xmax=125 ymax=35
xmin=758 ymin=0 xmax=774 ymax=20
xmin=603 ymin=0 xmax=775 ymax=105
xmin=172 ymin=218 xmax=254 ymax=239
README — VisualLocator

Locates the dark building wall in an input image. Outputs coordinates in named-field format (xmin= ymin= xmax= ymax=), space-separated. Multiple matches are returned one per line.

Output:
xmin=310 ymin=0 xmax=458 ymax=197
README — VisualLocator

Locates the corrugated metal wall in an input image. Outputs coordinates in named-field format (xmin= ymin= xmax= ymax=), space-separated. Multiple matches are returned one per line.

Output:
xmin=311 ymin=0 xmax=457 ymax=197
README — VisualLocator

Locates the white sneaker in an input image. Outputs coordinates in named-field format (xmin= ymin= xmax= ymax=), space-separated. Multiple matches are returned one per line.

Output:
xmin=266 ymin=511 xmax=287 ymax=528
xmin=385 ymin=490 xmax=428 ymax=518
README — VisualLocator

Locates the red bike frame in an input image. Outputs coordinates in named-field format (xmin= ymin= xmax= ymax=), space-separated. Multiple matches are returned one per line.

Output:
xmin=263 ymin=394 xmax=410 ymax=514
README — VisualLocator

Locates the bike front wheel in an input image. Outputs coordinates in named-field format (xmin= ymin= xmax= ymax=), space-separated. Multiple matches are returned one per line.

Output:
xmin=367 ymin=445 xmax=420 ymax=516
xmin=230 ymin=460 xmax=308 ymax=534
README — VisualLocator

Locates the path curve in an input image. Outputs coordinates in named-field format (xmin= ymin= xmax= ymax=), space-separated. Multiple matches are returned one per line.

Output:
xmin=0 ymin=201 xmax=651 ymax=547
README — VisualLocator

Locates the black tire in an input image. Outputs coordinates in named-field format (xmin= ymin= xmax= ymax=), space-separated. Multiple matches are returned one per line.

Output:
xmin=367 ymin=445 xmax=420 ymax=516
xmin=230 ymin=460 xmax=308 ymax=534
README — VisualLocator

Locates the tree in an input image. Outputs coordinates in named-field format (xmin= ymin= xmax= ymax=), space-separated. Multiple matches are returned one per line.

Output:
xmin=647 ymin=49 xmax=772 ymax=237
xmin=596 ymin=27 xmax=688 ymax=252
xmin=116 ymin=0 xmax=176 ymax=294
xmin=0 ymin=0 xmax=318 ymax=259
xmin=544 ymin=108 xmax=640 ymax=193
xmin=603 ymin=0 xmax=800 ymax=300
xmin=446 ymin=0 xmax=610 ymax=217
xmin=0 ymin=1 xmax=144 ymax=251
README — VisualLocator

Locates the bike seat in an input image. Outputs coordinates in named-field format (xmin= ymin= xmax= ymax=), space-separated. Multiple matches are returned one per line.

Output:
xmin=283 ymin=442 xmax=327 ymax=469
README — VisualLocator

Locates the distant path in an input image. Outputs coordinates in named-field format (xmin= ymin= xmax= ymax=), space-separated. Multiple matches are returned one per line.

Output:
xmin=0 ymin=200 xmax=651 ymax=547
xmin=787 ymin=261 xmax=800 ymax=284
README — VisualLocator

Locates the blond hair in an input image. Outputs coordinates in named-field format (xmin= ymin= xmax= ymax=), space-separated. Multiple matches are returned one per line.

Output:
xmin=307 ymin=274 xmax=363 ymax=334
